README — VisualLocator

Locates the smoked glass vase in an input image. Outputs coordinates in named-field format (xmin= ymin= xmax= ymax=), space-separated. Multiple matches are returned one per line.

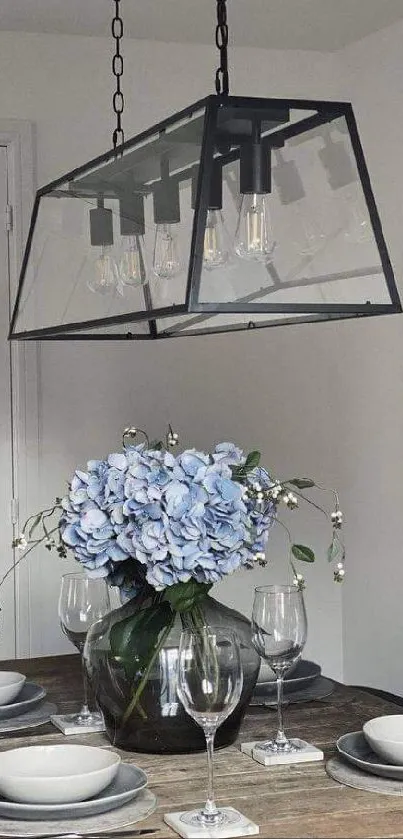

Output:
xmin=84 ymin=593 xmax=260 ymax=753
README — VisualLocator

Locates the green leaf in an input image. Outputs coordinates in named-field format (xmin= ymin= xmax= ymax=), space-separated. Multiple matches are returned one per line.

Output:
xmin=291 ymin=544 xmax=315 ymax=563
xmin=164 ymin=580 xmax=211 ymax=613
xmin=245 ymin=451 xmax=261 ymax=471
xmin=109 ymin=601 xmax=172 ymax=681
xmin=289 ymin=478 xmax=315 ymax=489
xmin=327 ymin=538 xmax=341 ymax=563
xmin=230 ymin=465 xmax=246 ymax=483
xmin=28 ymin=513 xmax=43 ymax=538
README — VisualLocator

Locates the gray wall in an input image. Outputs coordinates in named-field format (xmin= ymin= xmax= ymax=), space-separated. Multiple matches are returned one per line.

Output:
xmin=1 ymin=25 xmax=402 ymax=690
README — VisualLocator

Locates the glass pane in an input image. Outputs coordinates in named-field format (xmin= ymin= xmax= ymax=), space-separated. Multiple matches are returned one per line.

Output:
xmin=196 ymin=111 xmax=391 ymax=313
xmin=13 ymin=105 xmax=206 ymax=335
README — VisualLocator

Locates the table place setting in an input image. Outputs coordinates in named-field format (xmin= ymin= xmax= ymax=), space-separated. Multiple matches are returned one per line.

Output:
xmin=0 ymin=672 xmax=57 ymax=736
xmin=327 ymin=714 xmax=403 ymax=795
xmin=0 ymin=743 xmax=157 ymax=837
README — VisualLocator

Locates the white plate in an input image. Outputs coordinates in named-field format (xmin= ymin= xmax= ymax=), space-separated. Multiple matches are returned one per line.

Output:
xmin=0 ymin=682 xmax=46 ymax=720
xmin=0 ymin=764 xmax=148 ymax=820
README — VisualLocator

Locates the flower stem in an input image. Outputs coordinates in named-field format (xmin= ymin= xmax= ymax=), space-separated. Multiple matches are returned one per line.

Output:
xmin=1 ymin=526 xmax=60 ymax=589
xmin=121 ymin=613 xmax=175 ymax=727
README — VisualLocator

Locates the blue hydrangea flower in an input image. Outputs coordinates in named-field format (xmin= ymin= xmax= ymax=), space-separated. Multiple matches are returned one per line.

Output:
xmin=60 ymin=442 xmax=276 ymax=593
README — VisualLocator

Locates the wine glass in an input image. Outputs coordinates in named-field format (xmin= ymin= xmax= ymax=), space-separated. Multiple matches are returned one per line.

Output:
xmin=176 ymin=626 xmax=243 ymax=828
xmin=58 ymin=572 xmax=111 ymax=727
xmin=251 ymin=584 xmax=307 ymax=753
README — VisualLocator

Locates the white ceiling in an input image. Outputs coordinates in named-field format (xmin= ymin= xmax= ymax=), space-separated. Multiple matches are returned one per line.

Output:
xmin=1 ymin=0 xmax=403 ymax=52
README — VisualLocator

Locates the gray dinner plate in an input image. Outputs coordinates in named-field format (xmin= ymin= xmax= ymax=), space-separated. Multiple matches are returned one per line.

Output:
xmin=255 ymin=660 xmax=322 ymax=695
xmin=251 ymin=675 xmax=335 ymax=706
xmin=0 ymin=763 xmax=148 ymax=821
xmin=0 ymin=683 xmax=46 ymax=721
xmin=0 ymin=701 xmax=57 ymax=734
xmin=337 ymin=731 xmax=403 ymax=781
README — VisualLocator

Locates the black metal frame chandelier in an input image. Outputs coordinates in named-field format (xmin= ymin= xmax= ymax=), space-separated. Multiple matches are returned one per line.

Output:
xmin=9 ymin=0 xmax=401 ymax=341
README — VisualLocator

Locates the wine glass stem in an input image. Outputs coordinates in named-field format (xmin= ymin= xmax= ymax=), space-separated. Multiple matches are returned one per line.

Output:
xmin=276 ymin=676 xmax=287 ymax=745
xmin=79 ymin=653 xmax=91 ymax=718
xmin=202 ymin=730 xmax=218 ymax=818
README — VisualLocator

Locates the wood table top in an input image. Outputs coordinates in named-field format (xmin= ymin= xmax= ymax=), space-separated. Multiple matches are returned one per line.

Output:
xmin=1 ymin=654 xmax=402 ymax=838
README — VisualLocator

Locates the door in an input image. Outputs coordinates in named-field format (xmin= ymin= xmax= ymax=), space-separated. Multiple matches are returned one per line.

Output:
xmin=0 ymin=146 xmax=16 ymax=658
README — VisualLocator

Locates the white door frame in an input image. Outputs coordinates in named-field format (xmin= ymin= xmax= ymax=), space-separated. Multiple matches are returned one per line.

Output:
xmin=0 ymin=119 xmax=38 ymax=657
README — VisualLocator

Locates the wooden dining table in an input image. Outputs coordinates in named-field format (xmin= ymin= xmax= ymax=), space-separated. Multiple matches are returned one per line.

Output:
xmin=1 ymin=654 xmax=403 ymax=839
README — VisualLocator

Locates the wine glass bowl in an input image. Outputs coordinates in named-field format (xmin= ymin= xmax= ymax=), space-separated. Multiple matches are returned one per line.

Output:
xmin=252 ymin=584 xmax=307 ymax=753
xmin=177 ymin=629 xmax=242 ymax=733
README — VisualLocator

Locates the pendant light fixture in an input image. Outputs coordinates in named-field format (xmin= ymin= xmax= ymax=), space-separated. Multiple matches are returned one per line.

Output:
xmin=9 ymin=0 xmax=401 ymax=341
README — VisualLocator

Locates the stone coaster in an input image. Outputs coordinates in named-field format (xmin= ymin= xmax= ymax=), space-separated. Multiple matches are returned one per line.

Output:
xmin=326 ymin=756 xmax=403 ymax=796
xmin=241 ymin=739 xmax=324 ymax=766
xmin=51 ymin=713 xmax=105 ymax=735
xmin=164 ymin=808 xmax=259 ymax=838
xmin=0 ymin=789 xmax=157 ymax=835
xmin=0 ymin=701 xmax=57 ymax=734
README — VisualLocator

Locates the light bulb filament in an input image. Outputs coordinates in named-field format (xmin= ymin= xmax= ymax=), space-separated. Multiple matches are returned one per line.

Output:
xmin=153 ymin=223 xmax=181 ymax=280
xmin=235 ymin=193 xmax=275 ymax=262
xmin=203 ymin=210 xmax=228 ymax=270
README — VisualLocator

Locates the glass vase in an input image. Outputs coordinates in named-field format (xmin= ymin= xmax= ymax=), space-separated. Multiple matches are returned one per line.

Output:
xmin=84 ymin=593 xmax=260 ymax=753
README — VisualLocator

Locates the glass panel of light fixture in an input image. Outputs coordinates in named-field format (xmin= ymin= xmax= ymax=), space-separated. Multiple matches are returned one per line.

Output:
xmin=196 ymin=113 xmax=391 ymax=313
xmin=13 ymin=104 xmax=207 ymax=335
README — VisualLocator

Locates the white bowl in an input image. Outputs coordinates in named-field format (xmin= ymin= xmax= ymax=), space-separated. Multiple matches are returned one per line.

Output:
xmin=363 ymin=715 xmax=403 ymax=765
xmin=0 ymin=672 xmax=26 ymax=706
xmin=0 ymin=745 xmax=121 ymax=804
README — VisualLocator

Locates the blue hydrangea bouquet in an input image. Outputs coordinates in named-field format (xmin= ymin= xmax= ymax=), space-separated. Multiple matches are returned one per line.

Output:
xmin=8 ymin=426 xmax=344 ymax=729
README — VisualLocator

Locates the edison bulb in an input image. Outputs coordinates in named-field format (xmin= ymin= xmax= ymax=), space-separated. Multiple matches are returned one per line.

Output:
xmin=153 ymin=223 xmax=181 ymax=279
xmin=203 ymin=210 xmax=229 ymax=270
xmin=119 ymin=235 xmax=147 ymax=287
xmin=87 ymin=245 xmax=116 ymax=295
xmin=234 ymin=193 xmax=275 ymax=262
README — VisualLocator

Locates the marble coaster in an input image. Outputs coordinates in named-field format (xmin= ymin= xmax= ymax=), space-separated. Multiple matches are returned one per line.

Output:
xmin=50 ymin=713 xmax=105 ymax=735
xmin=164 ymin=808 xmax=259 ymax=838
xmin=241 ymin=739 xmax=324 ymax=766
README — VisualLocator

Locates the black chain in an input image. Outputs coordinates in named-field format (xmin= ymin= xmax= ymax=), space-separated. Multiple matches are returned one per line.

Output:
xmin=215 ymin=0 xmax=229 ymax=96
xmin=112 ymin=0 xmax=124 ymax=152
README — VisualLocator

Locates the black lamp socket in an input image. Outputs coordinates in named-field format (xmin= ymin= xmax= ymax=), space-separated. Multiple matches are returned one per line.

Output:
xmin=153 ymin=179 xmax=181 ymax=225
xmin=191 ymin=161 xmax=223 ymax=211
xmin=240 ymin=143 xmax=271 ymax=195
xmin=89 ymin=200 xmax=113 ymax=247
